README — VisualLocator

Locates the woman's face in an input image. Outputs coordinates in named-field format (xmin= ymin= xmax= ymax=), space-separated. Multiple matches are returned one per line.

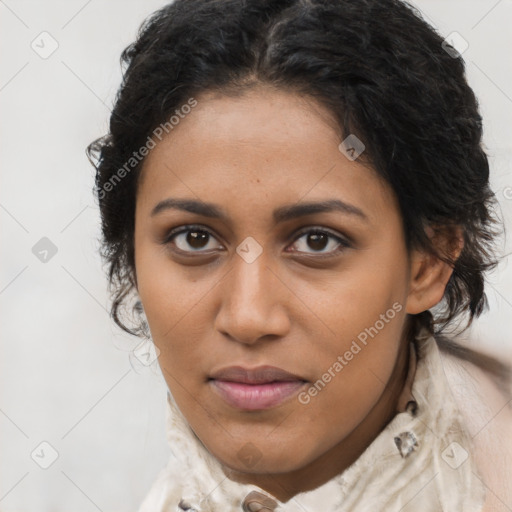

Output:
xmin=134 ymin=86 xmax=423 ymax=495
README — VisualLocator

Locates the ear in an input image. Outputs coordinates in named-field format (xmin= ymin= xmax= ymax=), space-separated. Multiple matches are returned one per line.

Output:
xmin=405 ymin=225 xmax=464 ymax=315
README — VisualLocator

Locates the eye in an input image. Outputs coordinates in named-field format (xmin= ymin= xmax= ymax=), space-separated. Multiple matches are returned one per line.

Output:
xmin=163 ymin=224 xmax=350 ymax=258
xmin=163 ymin=224 xmax=222 ymax=253
xmin=287 ymin=227 xmax=351 ymax=256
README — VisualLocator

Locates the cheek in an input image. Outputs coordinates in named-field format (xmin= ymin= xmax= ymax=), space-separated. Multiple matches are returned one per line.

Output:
xmin=293 ymin=307 xmax=405 ymax=454
xmin=292 ymin=245 xmax=408 ymax=348
xmin=135 ymin=238 xmax=194 ymax=332
xmin=134 ymin=241 xmax=217 ymax=383
xmin=290 ymin=248 xmax=407 ymax=419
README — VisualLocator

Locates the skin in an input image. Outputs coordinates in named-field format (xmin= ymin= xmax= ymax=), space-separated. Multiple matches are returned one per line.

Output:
xmin=133 ymin=85 xmax=460 ymax=502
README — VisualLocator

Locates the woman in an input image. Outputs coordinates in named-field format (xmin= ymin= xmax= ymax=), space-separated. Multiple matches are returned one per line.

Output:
xmin=87 ymin=0 xmax=512 ymax=510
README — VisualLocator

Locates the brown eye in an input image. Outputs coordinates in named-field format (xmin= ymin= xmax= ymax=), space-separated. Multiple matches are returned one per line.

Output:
xmin=185 ymin=230 xmax=210 ymax=249
xmin=305 ymin=232 xmax=329 ymax=251
xmin=288 ymin=228 xmax=350 ymax=256
xmin=164 ymin=225 xmax=222 ymax=253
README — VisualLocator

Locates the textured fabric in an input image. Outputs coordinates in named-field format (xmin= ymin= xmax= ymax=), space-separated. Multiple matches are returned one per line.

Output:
xmin=137 ymin=327 xmax=486 ymax=512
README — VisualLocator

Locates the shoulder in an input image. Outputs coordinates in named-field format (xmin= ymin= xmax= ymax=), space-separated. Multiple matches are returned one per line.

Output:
xmin=438 ymin=349 xmax=512 ymax=511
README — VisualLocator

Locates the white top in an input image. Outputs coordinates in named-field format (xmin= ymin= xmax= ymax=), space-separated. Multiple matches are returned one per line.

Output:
xmin=137 ymin=326 xmax=512 ymax=511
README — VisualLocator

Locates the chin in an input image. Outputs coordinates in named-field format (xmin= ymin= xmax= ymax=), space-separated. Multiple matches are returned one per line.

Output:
xmin=213 ymin=442 xmax=311 ymax=475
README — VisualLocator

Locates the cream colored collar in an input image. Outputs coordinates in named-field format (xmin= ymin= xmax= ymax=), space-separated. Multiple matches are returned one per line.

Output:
xmin=141 ymin=327 xmax=486 ymax=512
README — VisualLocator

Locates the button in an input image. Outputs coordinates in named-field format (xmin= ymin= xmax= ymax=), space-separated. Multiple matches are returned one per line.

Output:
xmin=394 ymin=430 xmax=418 ymax=458
xmin=178 ymin=498 xmax=194 ymax=510
xmin=242 ymin=490 xmax=278 ymax=511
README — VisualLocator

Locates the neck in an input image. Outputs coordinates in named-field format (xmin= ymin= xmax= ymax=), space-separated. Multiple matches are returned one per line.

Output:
xmin=220 ymin=324 xmax=414 ymax=503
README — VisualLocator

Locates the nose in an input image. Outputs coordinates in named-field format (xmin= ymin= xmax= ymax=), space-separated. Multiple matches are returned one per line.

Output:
xmin=213 ymin=249 xmax=291 ymax=345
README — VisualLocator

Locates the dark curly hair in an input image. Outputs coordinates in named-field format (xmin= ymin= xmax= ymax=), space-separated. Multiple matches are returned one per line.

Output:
xmin=87 ymin=0 xmax=510 ymax=390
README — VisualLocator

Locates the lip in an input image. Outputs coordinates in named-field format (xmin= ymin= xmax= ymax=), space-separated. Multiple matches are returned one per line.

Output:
xmin=208 ymin=365 xmax=308 ymax=411
xmin=209 ymin=365 xmax=306 ymax=384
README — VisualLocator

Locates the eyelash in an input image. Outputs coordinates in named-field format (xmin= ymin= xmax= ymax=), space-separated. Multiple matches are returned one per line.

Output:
xmin=162 ymin=224 xmax=351 ymax=258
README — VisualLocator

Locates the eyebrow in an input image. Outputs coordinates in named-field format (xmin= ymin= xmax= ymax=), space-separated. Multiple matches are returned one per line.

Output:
xmin=150 ymin=197 xmax=369 ymax=223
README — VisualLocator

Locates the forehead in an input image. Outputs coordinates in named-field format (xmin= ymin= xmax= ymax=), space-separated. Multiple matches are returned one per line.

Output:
xmin=136 ymin=86 xmax=398 ymax=226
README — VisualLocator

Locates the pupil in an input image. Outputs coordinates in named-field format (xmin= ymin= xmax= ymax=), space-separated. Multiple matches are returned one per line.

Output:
xmin=308 ymin=232 xmax=327 ymax=251
xmin=188 ymin=230 xmax=208 ymax=249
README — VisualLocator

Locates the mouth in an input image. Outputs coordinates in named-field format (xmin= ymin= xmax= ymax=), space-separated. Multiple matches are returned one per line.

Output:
xmin=208 ymin=365 xmax=308 ymax=411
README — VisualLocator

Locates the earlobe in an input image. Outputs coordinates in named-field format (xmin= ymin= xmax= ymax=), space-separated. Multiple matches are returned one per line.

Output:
xmin=405 ymin=226 xmax=464 ymax=315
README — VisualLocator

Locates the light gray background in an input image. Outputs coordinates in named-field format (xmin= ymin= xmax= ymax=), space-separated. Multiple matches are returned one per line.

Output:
xmin=1 ymin=1 xmax=511 ymax=511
